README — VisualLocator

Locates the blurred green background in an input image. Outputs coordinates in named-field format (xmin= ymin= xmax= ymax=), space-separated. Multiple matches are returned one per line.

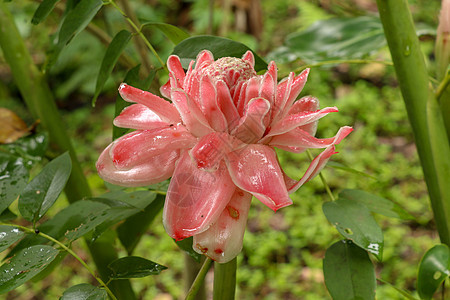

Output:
xmin=0 ymin=0 xmax=443 ymax=299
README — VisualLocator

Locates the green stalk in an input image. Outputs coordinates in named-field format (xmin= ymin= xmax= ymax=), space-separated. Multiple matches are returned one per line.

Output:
xmin=0 ymin=3 xmax=136 ymax=299
xmin=185 ymin=257 xmax=212 ymax=300
xmin=213 ymin=258 xmax=237 ymax=300
xmin=375 ymin=0 xmax=450 ymax=245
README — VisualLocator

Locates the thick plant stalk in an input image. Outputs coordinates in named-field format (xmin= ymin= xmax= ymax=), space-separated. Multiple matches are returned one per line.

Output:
xmin=0 ymin=3 xmax=136 ymax=299
xmin=375 ymin=0 xmax=450 ymax=245
xmin=213 ymin=258 xmax=237 ymax=300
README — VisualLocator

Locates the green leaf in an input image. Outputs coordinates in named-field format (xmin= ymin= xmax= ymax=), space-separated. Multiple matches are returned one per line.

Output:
xmin=285 ymin=16 xmax=386 ymax=62
xmin=92 ymin=30 xmax=132 ymax=106
xmin=0 ymin=245 xmax=58 ymax=294
xmin=0 ymin=153 xmax=28 ymax=215
xmin=7 ymin=200 xmax=111 ymax=258
xmin=48 ymin=0 xmax=103 ymax=68
xmin=0 ymin=226 xmax=24 ymax=252
xmin=172 ymin=35 xmax=268 ymax=72
xmin=19 ymin=152 xmax=72 ymax=224
xmin=176 ymin=237 xmax=202 ymax=263
xmin=0 ymin=209 xmax=17 ymax=222
xmin=113 ymin=65 xmax=155 ymax=140
xmin=108 ymin=256 xmax=167 ymax=279
xmin=323 ymin=198 xmax=384 ymax=260
xmin=326 ymin=161 xmax=377 ymax=180
xmin=417 ymin=244 xmax=450 ymax=300
xmin=60 ymin=283 xmax=107 ymax=300
xmin=2 ymin=132 xmax=49 ymax=165
xmin=323 ymin=240 xmax=376 ymax=300
xmin=141 ymin=22 xmax=190 ymax=44
xmin=339 ymin=189 xmax=414 ymax=220
xmin=117 ymin=194 xmax=164 ymax=255
xmin=31 ymin=0 xmax=59 ymax=25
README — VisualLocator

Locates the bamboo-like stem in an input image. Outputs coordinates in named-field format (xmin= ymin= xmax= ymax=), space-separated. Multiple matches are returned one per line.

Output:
xmin=375 ymin=0 xmax=450 ymax=245
xmin=0 ymin=4 xmax=136 ymax=299
xmin=213 ymin=258 xmax=237 ymax=300
xmin=185 ymin=258 xmax=213 ymax=300
xmin=0 ymin=224 xmax=118 ymax=300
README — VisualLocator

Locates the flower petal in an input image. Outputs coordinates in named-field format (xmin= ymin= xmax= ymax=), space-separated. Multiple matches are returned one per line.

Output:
xmin=171 ymin=88 xmax=213 ymax=137
xmin=286 ymin=146 xmax=338 ymax=193
xmin=267 ymin=106 xmax=338 ymax=137
xmin=231 ymin=97 xmax=271 ymax=143
xmin=270 ymin=126 xmax=353 ymax=152
xmin=119 ymin=83 xmax=181 ymax=123
xmin=226 ymin=144 xmax=292 ymax=211
xmin=163 ymin=152 xmax=236 ymax=240
xmin=167 ymin=55 xmax=186 ymax=89
xmin=216 ymin=80 xmax=240 ymax=129
xmin=113 ymin=104 xmax=168 ymax=130
xmin=241 ymin=50 xmax=255 ymax=67
xmin=190 ymin=132 xmax=243 ymax=171
xmin=200 ymin=76 xmax=228 ymax=132
xmin=193 ymin=189 xmax=252 ymax=263
xmin=195 ymin=50 xmax=214 ymax=70
xmin=110 ymin=126 xmax=196 ymax=170
xmin=97 ymin=143 xmax=179 ymax=187
xmin=284 ymin=68 xmax=310 ymax=110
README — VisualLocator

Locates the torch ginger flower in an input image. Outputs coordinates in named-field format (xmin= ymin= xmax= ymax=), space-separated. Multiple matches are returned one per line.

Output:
xmin=96 ymin=50 xmax=352 ymax=263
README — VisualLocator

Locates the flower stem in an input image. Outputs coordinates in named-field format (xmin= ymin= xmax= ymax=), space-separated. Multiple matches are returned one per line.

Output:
xmin=185 ymin=257 xmax=212 ymax=300
xmin=107 ymin=0 xmax=167 ymax=71
xmin=0 ymin=223 xmax=117 ymax=300
xmin=306 ymin=150 xmax=336 ymax=201
xmin=213 ymin=258 xmax=237 ymax=300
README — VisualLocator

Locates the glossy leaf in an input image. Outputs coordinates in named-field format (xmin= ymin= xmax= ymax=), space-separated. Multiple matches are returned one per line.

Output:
xmin=117 ymin=194 xmax=164 ymax=255
xmin=108 ymin=256 xmax=167 ymax=279
xmin=141 ymin=22 xmax=190 ymax=44
xmin=0 ymin=209 xmax=17 ymax=222
xmin=176 ymin=236 xmax=202 ymax=263
xmin=172 ymin=35 xmax=268 ymax=72
xmin=0 ymin=226 xmax=24 ymax=252
xmin=19 ymin=152 xmax=72 ymax=224
xmin=339 ymin=189 xmax=414 ymax=220
xmin=323 ymin=198 xmax=384 ymax=260
xmin=92 ymin=30 xmax=132 ymax=106
xmin=285 ymin=16 xmax=386 ymax=62
xmin=0 ymin=153 xmax=28 ymax=214
xmin=113 ymin=65 xmax=155 ymax=140
xmin=48 ymin=0 xmax=103 ymax=67
xmin=3 ymin=132 xmax=49 ymax=162
xmin=31 ymin=0 xmax=59 ymax=25
xmin=60 ymin=283 xmax=107 ymax=300
xmin=417 ymin=244 xmax=450 ymax=300
xmin=323 ymin=240 xmax=376 ymax=300
xmin=8 ymin=200 xmax=111 ymax=258
xmin=0 ymin=245 xmax=58 ymax=294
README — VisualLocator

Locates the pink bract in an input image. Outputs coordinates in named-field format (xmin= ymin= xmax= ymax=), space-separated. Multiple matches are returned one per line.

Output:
xmin=96 ymin=50 xmax=352 ymax=263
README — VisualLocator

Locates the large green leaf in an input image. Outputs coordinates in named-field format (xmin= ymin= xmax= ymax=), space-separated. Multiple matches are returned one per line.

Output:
xmin=339 ymin=189 xmax=414 ymax=220
xmin=1 ymin=132 xmax=49 ymax=165
xmin=48 ymin=0 xmax=103 ymax=67
xmin=285 ymin=16 xmax=386 ymax=62
xmin=18 ymin=152 xmax=72 ymax=224
xmin=113 ymin=65 xmax=155 ymax=140
xmin=60 ymin=283 xmax=107 ymax=300
xmin=31 ymin=0 xmax=59 ymax=25
xmin=117 ymin=194 xmax=164 ymax=255
xmin=0 ymin=153 xmax=28 ymax=215
xmin=172 ymin=35 xmax=268 ymax=72
xmin=323 ymin=240 xmax=376 ymax=300
xmin=0 ymin=226 xmax=24 ymax=252
xmin=0 ymin=245 xmax=58 ymax=294
xmin=141 ymin=22 xmax=190 ymax=44
xmin=108 ymin=256 xmax=167 ymax=279
xmin=92 ymin=30 xmax=132 ymax=106
xmin=417 ymin=244 xmax=450 ymax=300
xmin=323 ymin=198 xmax=384 ymax=260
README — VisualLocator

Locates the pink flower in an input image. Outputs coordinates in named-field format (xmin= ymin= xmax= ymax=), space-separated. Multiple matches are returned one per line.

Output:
xmin=96 ymin=50 xmax=352 ymax=263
